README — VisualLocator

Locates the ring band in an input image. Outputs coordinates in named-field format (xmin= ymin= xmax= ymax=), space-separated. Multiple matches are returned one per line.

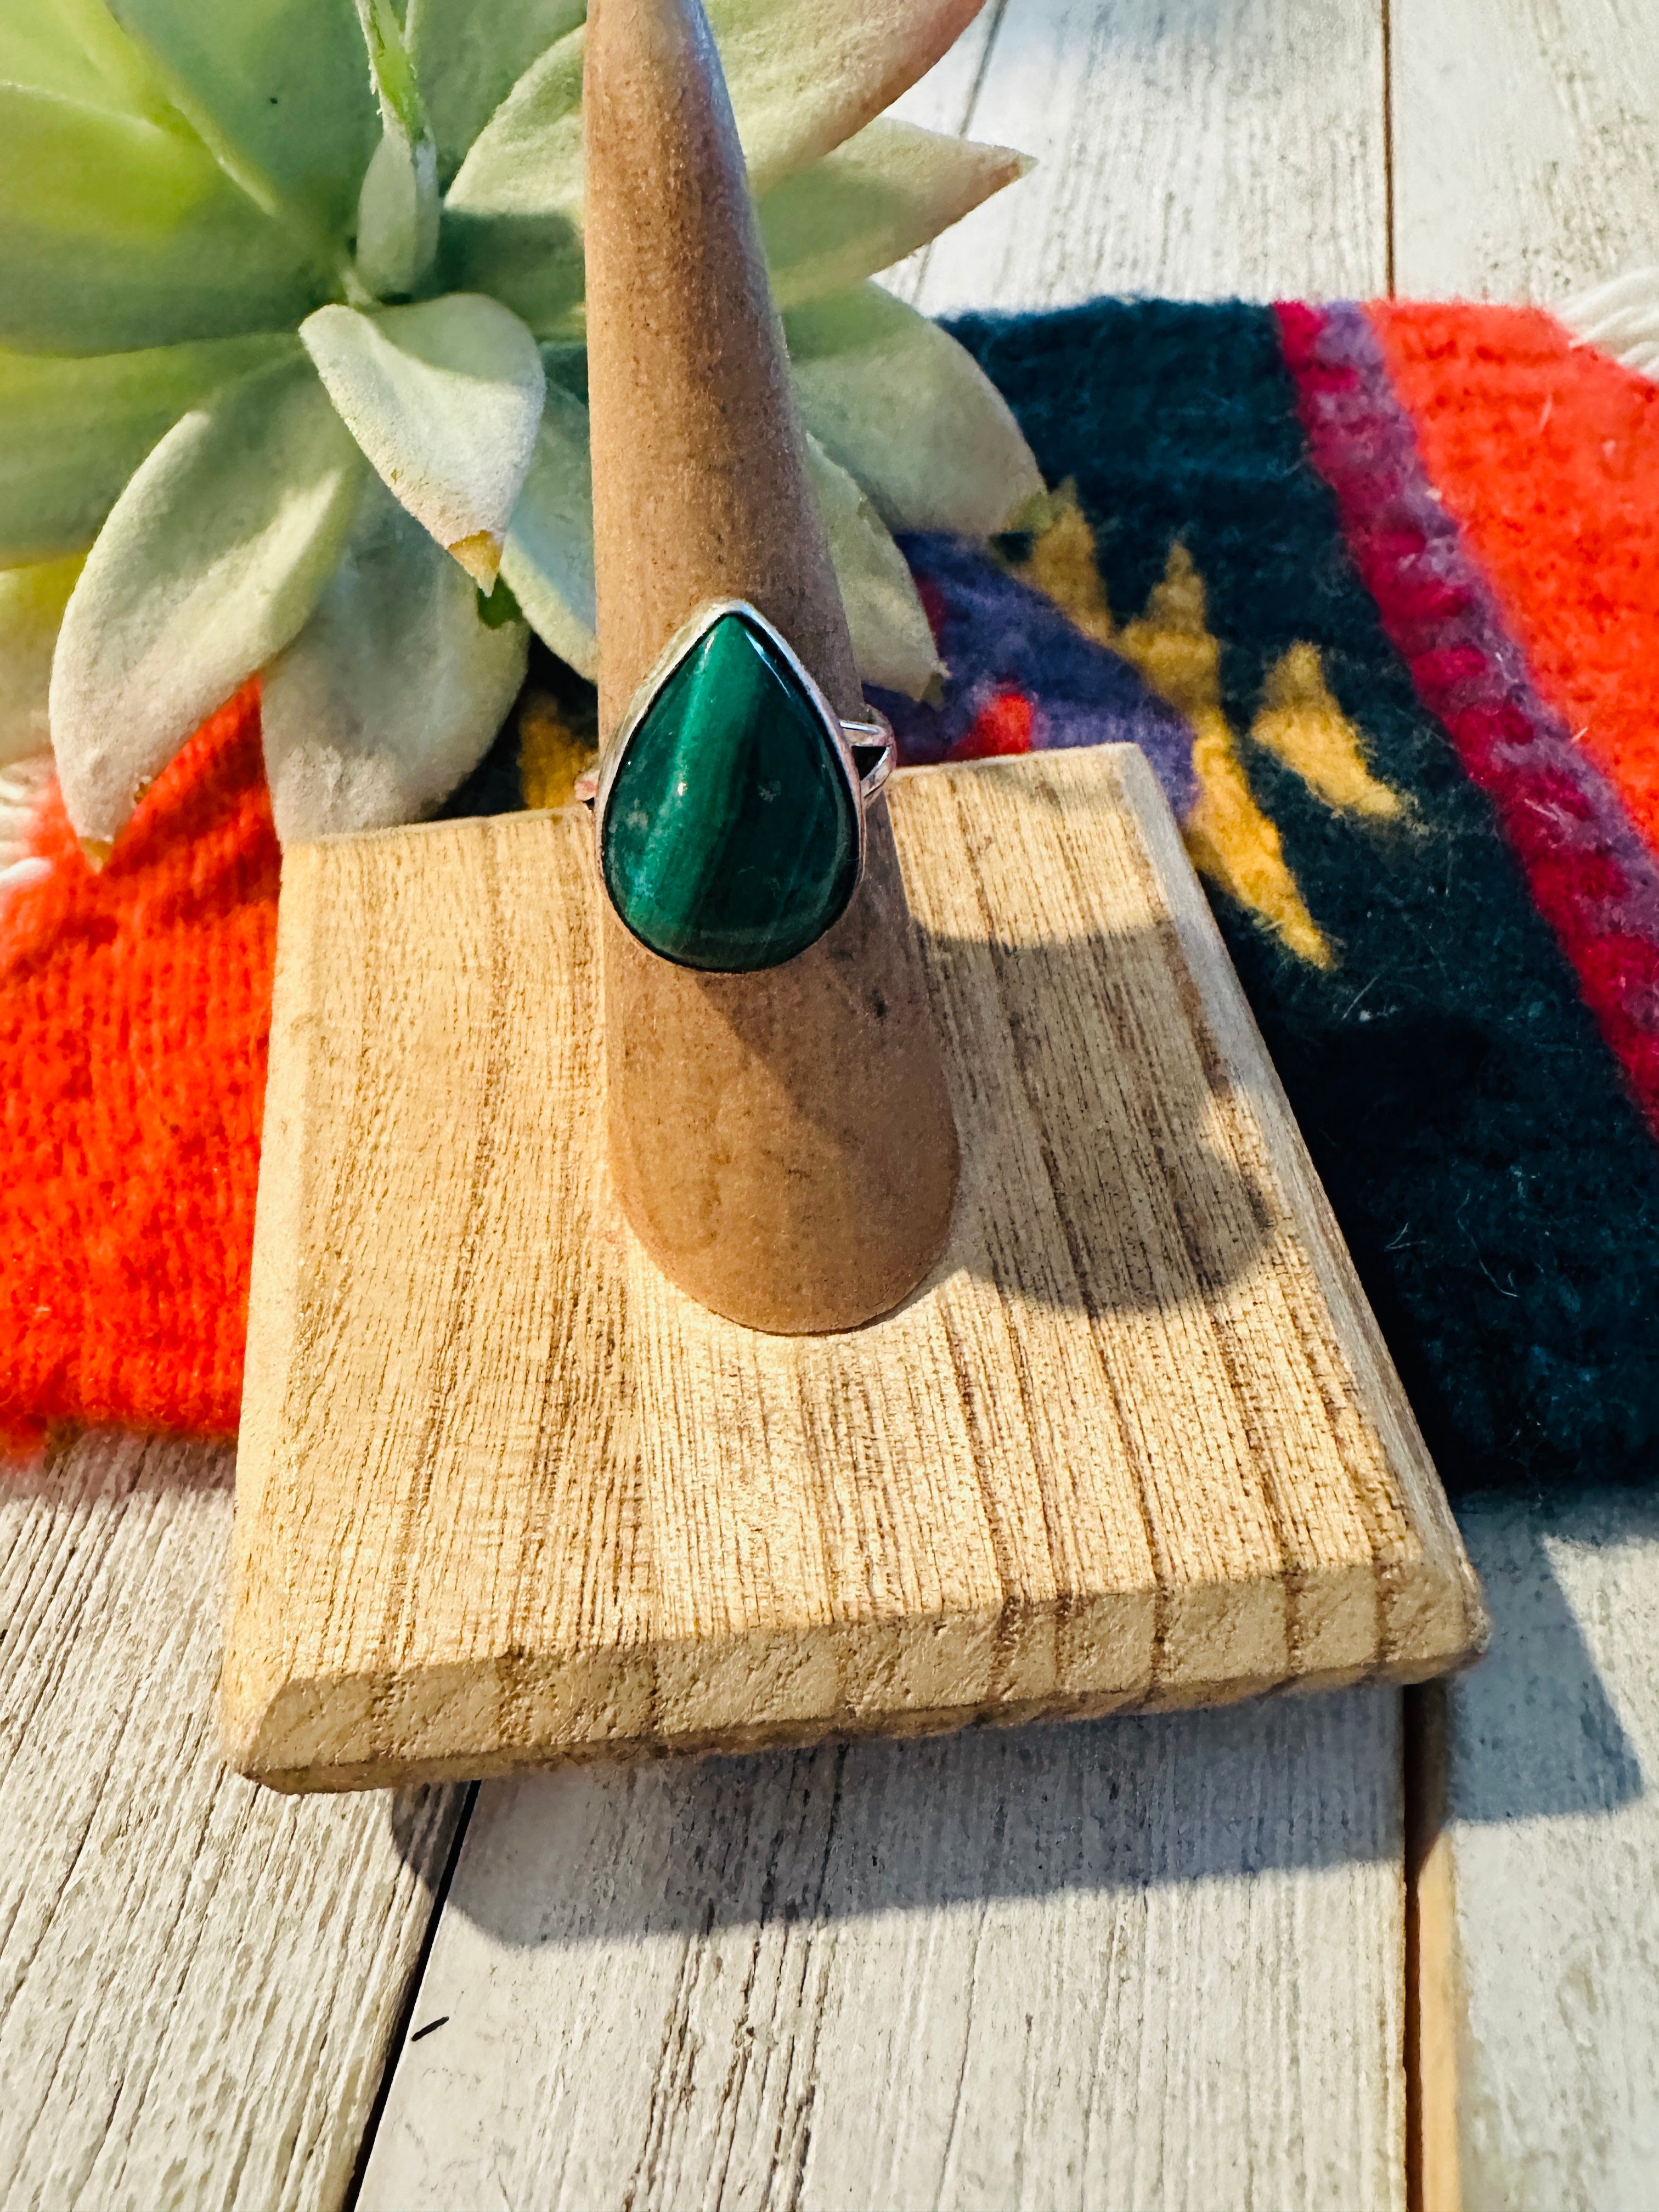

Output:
xmin=582 ymin=599 xmax=895 ymax=974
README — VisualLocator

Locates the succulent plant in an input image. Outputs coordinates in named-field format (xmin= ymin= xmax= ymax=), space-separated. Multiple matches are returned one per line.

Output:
xmin=0 ymin=0 xmax=1043 ymax=861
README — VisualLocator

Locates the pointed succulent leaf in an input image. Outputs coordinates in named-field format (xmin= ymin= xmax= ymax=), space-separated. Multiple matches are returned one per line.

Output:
xmin=50 ymin=355 xmax=363 ymax=847
xmin=499 ymin=382 xmax=597 ymax=678
xmin=707 ymin=0 xmax=988 ymax=194
xmin=446 ymin=0 xmax=987 ymax=331
xmin=0 ymin=553 xmax=83 ymax=770
xmin=262 ymin=470 xmax=529 ymax=842
xmin=804 ymin=433 xmax=943 ymax=700
xmin=407 ymin=0 xmax=586 ymax=184
xmin=0 ymin=333 xmax=297 ymax=565
xmin=787 ymin=284 xmax=1043 ymax=534
xmin=108 ymin=0 xmax=379 ymax=246
xmin=301 ymin=295 xmax=546 ymax=588
xmin=354 ymin=0 xmax=422 ymax=133
xmin=0 ymin=83 xmax=325 ymax=353
xmin=762 ymin=121 xmax=1029 ymax=309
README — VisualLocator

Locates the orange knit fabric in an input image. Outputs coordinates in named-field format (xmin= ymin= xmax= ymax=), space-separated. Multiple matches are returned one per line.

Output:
xmin=0 ymin=684 xmax=275 ymax=1444
xmin=1372 ymin=301 xmax=1659 ymax=859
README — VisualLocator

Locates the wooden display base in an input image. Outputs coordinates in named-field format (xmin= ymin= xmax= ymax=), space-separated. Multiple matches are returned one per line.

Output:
xmin=223 ymin=748 xmax=1485 ymax=1791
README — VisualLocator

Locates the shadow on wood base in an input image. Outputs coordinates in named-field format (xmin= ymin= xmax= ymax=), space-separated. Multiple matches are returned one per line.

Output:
xmin=223 ymin=750 xmax=1485 ymax=1791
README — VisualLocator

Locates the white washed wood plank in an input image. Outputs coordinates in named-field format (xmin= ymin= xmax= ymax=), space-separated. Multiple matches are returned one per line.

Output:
xmin=360 ymin=1690 xmax=1406 ymax=2212
xmin=0 ymin=1431 xmax=464 ymax=2212
xmin=1393 ymin=24 xmax=1659 ymax=2204
xmin=907 ymin=0 xmax=1385 ymax=315
xmin=1437 ymin=1493 xmax=1659 ymax=2212
xmin=1393 ymin=0 xmax=1659 ymax=301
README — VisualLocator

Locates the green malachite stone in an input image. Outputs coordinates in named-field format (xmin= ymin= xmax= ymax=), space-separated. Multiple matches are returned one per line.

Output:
xmin=601 ymin=611 xmax=859 ymax=972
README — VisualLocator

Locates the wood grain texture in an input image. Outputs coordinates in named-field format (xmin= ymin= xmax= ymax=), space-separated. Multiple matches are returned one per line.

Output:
xmin=1392 ymin=0 xmax=1659 ymax=301
xmin=359 ymin=1686 xmax=1408 ymax=2212
xmin=1424 ymin=1493 xmax=1659 ymax=2212
xmin=0 ymin=1431 xmax=464 ymax=2212
xmin=224 ymin=749 xmax=1482 ymax=1791
xmin=903 ymin=0 xmax=1386 ymax=315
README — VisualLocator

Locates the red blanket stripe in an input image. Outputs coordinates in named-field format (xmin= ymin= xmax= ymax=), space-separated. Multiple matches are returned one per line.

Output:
xmin=1279 ymin=299 xmax=1659 ymax=1136
xmin=1372 ymin=301 xmax=1659 ymax=862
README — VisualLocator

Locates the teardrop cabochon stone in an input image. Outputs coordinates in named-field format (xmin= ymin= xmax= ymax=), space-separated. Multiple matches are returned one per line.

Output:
xmin=600 ymin=610 xmax=860 ymax=973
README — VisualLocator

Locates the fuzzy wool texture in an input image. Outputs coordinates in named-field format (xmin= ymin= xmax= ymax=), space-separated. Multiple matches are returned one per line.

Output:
xmin=1286 ymin=302 xmax=1659 ymax=1140
xmin=873 ymin=528 xmax=1199 ymax=816
xmin=0 ymin=686 xmax=273 ymax=1443
xmin=4 ymin=297 xmax=1658 ymax=1493
xmin=1374 ymin=301 xmax=1659 ymax=872
xmin=952 ymin=297 xmax=1659 ymax=1491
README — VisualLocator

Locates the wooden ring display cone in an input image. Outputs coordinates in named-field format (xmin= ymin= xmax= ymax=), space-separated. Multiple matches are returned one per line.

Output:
xmin=585 ymin=0 xmax=960 ymax=1334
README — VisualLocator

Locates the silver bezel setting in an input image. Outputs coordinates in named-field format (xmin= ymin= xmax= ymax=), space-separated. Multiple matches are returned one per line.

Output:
xmin=589 ymin=599 xmax=894 ymax=927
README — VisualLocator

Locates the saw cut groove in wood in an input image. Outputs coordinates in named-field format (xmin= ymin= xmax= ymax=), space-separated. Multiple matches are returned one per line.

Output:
xmin=223 ymin=747 xmax=1484 ymax=1791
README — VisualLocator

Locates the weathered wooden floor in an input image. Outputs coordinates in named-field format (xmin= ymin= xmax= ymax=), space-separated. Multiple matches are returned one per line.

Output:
xmin=4 ymin=2 xmax=1657 ymax=2206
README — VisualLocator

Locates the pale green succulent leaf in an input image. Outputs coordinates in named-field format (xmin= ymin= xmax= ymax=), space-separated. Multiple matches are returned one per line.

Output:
xmin=442 ymin=25 xmax=584 ymax=335
xmin=0 ymin=83 xmax=326 ymax=353
xmin=50 ymin=354 xmax=363 ymax=844
xmin=0 ymin=552 xmax=83 ymax=771
xmin=107 ymin=0 xmax=379 ymax=246
xmin=353 ymin=0 xmax=424 ymax=140
xmin=445 ymin=0 xmax=985 ymax=332
xmin=0 ymin=0 xmax=167 ymax=114
xmin=500 ymin=382 xmax=597 ymax=678
xmin=262 ymin=469 xmax=529 ymax=842
xmin=301 ymin=294 xmax=545 ymax=588
xmin=804 ymin=432 xmax=943 ymax=701
xmin=763 ymin=121 xmax=1029 ymax=311
xmin=708 ymin=0 xmax=988 ymax=194
xmin=355 ymin=126 xmax=442 ymax=299
xmin=0 ymin=333 xmax=298 ymax=566
xmin=539 ymin=340 xmax=589 ymax=402
xmin=407 ymin=0 xmax=586 ymax=184
xmin=787 ymin=283 xmax=1044 ymax=534
xmin=348 ymin=0 xmax=441 ymax=297
xmin=0 ymin=0 xmax=118 ymax=105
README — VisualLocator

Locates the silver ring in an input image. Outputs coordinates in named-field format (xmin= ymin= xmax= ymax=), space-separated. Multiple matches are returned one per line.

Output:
xmin=579 ymin=598 xmax=895 ymax=974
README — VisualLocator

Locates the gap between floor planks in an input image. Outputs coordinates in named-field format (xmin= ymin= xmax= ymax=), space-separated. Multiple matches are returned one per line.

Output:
xmin=0 ymin=1433 xmax=469 ymax=2212
xmin=1406 ymin=1499 xmax=1659 ymax=2212
xmin=356 ymin=1691 xmax=1410 ymax=2212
